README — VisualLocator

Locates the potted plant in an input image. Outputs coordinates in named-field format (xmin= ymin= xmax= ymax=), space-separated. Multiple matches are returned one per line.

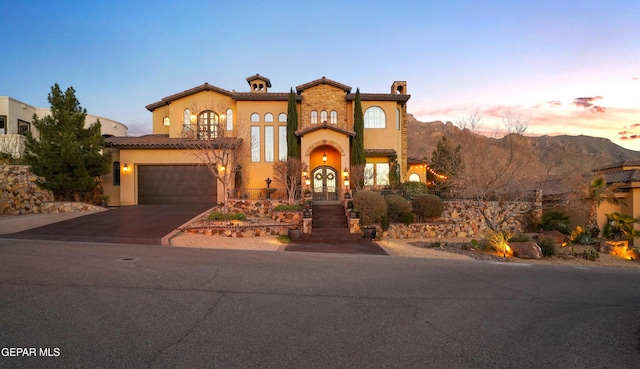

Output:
xmin=100 ymin=194 xmax=110 ymax=207
xmin=288 ymin=227 xmax=302 ymax=240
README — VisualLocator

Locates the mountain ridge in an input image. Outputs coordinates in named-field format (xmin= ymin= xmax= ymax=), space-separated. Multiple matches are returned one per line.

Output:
xmin=406 ymin=114 xmax=640 ymax=174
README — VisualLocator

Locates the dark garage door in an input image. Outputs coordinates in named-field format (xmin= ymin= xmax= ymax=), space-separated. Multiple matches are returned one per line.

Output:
xmin=138 ymin=165 xmax=217 ymax=204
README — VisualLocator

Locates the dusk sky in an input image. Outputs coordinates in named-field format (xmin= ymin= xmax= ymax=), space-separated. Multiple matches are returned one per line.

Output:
xmin=2 ymin=0 xmax=638 ymax=150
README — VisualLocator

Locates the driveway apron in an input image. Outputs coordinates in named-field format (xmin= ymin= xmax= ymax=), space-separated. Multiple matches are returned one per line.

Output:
xmin=0 ymin=205 xmax=211 ymax=245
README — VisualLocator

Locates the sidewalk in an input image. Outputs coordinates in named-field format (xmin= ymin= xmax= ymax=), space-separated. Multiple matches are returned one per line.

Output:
xmin=0 ymin=210 xmax=106 ymax=235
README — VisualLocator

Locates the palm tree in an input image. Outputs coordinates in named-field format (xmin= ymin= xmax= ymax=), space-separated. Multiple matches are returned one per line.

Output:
xmin=585 ymin=177 xmax=624 ymax=232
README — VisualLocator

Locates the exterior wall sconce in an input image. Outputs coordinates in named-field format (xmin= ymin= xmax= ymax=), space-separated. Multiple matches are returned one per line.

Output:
xmin=123 ymin=164 xmax=129 ymax=173
xmin=322 ymin=153 xmax=327 ymax=162
xmin=343 ymin=169 xmax=349 ymax=177
xmin=190 ymin=114 xmax=197 ymax=123
xmin=344 ymin=179 xmax=350 ymax=187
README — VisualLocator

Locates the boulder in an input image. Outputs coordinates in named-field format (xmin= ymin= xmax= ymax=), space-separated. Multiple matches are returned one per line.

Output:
xmin=599 ymin=240 xmax=628 ymax=254
xmin=509 ymin=242 xmax=543 ymax=259
xmin=539 ymin=230 xmax=570 ymax=245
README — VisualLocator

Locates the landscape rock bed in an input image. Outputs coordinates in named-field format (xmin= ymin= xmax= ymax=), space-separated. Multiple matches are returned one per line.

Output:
xmin=409 ymin=241 xmax=509 ymax=262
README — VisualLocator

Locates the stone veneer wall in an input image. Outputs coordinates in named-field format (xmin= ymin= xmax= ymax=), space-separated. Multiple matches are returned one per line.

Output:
xmin=224 ymin=199 xmax=302 ymax=216
xmin=1 ymin=165 xmax=103 ymax=214
xmin=384 ymin=200 xmax=531 ymax=239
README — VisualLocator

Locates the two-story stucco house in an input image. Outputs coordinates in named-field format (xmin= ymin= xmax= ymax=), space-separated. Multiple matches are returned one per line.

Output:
xmin=103 ymin=75 xmax=418 ymax=206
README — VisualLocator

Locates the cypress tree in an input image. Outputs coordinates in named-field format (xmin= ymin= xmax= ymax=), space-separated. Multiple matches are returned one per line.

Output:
xmin=24 ymin=84 xmax=111 ymax=201
xmin=351 ymin=88 xmax=365 ymax=165
xmin=286 ymin=88 xmax=299 ymax=158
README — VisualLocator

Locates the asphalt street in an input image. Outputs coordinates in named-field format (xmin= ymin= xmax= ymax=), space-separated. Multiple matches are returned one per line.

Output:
xmin=1 ymin=238 xmax=639 ymax=369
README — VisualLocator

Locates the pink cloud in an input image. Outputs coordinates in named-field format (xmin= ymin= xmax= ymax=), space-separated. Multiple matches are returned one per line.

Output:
xmin=619 ymin=123 xmax=640 ymax=140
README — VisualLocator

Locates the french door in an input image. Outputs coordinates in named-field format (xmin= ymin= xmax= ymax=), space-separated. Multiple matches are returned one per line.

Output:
xmin=312 ymin=166 xmax=338 ymax=201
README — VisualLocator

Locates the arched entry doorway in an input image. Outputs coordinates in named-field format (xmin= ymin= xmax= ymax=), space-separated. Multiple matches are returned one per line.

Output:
xmin=312 ymin=165 xmax=338 ymax=201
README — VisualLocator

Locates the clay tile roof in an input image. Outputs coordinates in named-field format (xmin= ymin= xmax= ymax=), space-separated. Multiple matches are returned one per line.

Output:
xmin=407 ymin=157 xmax=428 ymax=165
xmin=295 ymin=122 xmax=355 ymax=137
xmin=605 ymin=169 xmax=640 ymax=184
xmin=296 ymin=76 xmax=352 ymax=93
xmin=365 ymin=148 xmax=396 ymax=157
xmin=233 ymin=92 xmax=294 ymax=101
xmin=595 ymin=160 xmax=640 ymax=171
xmin=145 ymin=83 xmax=233 ymax=111
xmin=105 ymin=134 xmax=242 ymax=149
xmin=346 ymin=92 xmax=411 ymax=105
xmin=246 ymin=74 xmax=272 ymax=88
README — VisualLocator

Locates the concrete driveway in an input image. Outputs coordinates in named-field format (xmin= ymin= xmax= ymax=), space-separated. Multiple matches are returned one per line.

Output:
xmin=0 ymin=205 xmax=211 ymax=245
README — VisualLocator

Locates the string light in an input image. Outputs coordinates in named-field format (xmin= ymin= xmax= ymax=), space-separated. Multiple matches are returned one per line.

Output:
xmin=410 ymin=164 xmax=447 ymax=180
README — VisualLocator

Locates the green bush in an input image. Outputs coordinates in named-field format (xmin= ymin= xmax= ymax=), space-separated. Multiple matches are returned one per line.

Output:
xmin=538 ymin=210 xmax=571 ymax=234
xmin=398 ymin=181 xmax=429 ymax=200
xmin=273 ymin=204 xmax=303 ymax=212
xmin=537 ymin=238 xmax=556 ymax=257
xmin=208 ymin=212 xmax=247 ymax=221
xmin=353 ymin=190 xmax=387 ymax=227
xmin=570 ymin=226 xmax=592 ymax=245
xmin=277 ymin=234 xmax=291 ymax=244
xmin=400 ymin=212 xmax=415 ymax=226
xmin=385 ymin=194 xmax=410 ymax=222
xmin=412 ymin=194 xmax=444 ymax=221
xmin=381 ymin=215 xmax=390 ymax=231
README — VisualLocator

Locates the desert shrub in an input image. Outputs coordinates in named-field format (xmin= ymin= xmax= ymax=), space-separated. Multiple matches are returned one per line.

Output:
xmin=537 ymin=238 xmax=556 ymax=257
xmin=385 ymin=194 xmax=410 ymax=222
xmin=509 ymin=233 xmax=531 ymax=242
xmin=485 ymin=229 xmax=513 ymax=254
xmin=352 ymin=190 xmax=387 ymax=226
xmin=277 ymin=234 xmax=291 ymax=244
xmin=273 ymin=204 xmax=303 ymax=212
xmin=208 ymin=212 xmax=247 ymax=221
xmin=400 ymin=212 xmax=415 ymax=226
xmin=570 ymin=226 xmax=592 ymax=245
xmin=412 ymin=194 xmax=444 ymax=221
xmin=582 ymin=246 xmax=600 ymax=261
xmin=398 ymin=181 xmax=429 ymax=200
xmin=538 ymin=210 xmax=571 ymax=234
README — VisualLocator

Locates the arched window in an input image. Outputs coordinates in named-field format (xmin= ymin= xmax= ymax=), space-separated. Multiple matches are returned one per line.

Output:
xmin=197 ymin=110 xmax=219 ymax=139
xmin=250 ymin=113 xmax=260 ymax=122
xmin=330 ymin=111 xmax=337 ymax=124
xmin=310 ymin=111 xmax=318 ymax=124
xmin=364 ymin=107 xmax=386 ymax=128
xmin=184 ymin=109 xmax=191 ymax=128
xmin=396 ymin=108 xmax=401 ymax=130
xmin=409 ymin=173 xmax=420 ymax=182
xmin=113 ymin=162 xmax=121 ymax=186
xmin=278 ymin=113 xmax=287 ymax=122
xmin=163 ymin=116 xmax=170 ymax=127
xmin=226 ymin=108 xmax=233 ymax=130
xmin=320 ymin=110 xmax=328 ymax=123
xmin=265 ymin=113 xmax=274 ymax=122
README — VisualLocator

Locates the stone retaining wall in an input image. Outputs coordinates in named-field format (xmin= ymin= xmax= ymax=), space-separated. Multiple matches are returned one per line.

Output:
xmin=1 ymin=165 xmax=104 ymax=214
xmin=1 ymin=165 xmax=53 ymax=214
xmin=384 ymin=200 xmax=531 ymax=239
xmin=225 ymin=199 xmax=302 ymax=217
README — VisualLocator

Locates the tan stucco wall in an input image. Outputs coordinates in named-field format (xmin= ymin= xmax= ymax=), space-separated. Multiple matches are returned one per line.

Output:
xmin=113 ymin=149 xmax=225 ymax=206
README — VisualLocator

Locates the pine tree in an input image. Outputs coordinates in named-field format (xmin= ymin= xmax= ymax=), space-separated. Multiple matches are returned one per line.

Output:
xmin=286 ymin=88 xmax=299 ymax=158
xmin=351 ymin=89 xmax=365 ymax=166
xmin=429 ymin=136 xmax=463 ymax=178
xmin=24 ymin=84 xmax=111 ymax=201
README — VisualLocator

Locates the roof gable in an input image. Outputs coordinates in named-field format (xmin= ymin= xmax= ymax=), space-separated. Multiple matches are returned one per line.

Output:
xmin=295 ymin=122 xmax=355 ymax=137
xmin=145 ymin=83 xmax=233 ymax=111
xmin=296 ymin=77 xmax=351 ymax=93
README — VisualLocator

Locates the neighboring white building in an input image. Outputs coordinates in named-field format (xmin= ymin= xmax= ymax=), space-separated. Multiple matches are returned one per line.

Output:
xmin=0 ymin=96 xmax=127 ymax=158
